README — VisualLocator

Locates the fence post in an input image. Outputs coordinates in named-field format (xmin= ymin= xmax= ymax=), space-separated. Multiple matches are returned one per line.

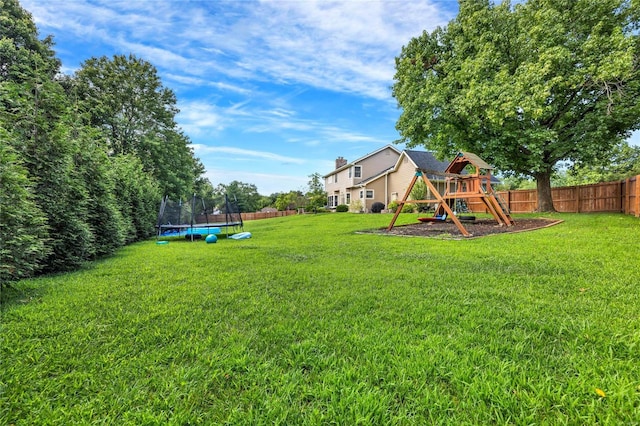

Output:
xmin=636 ymin=175 xmax=640 ymax=217
xmin=625 ymin=178 xmax=630 ymax=214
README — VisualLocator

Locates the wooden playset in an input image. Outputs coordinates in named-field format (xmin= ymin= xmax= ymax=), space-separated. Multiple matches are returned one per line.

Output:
xmin=387 ymin=152 xmax=514 ymax=237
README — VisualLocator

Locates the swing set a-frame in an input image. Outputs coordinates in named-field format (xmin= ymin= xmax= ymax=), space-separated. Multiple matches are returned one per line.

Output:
xmin=387 ymin=152 xmax=514 ymax=237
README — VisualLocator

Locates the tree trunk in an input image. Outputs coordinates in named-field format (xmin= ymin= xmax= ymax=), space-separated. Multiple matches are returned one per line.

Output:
xmin=534 ymin=170 xmax=556 ymax=212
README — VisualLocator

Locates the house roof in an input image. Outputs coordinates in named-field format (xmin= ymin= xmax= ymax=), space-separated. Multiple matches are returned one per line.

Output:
xmin=404 ymin=150 xmax=450 ymax=174
xmin=349 ymin=150 xmax=449 ymax=187
xmin=323 ymin=144 xmax=401 ymax=177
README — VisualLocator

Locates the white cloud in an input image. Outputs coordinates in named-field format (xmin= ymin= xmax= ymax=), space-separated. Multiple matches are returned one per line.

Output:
xmin=193 ymin=145 xmax=306 ymax=165
xmin=178 ymin=95 xmax=386 ymax=146
xmin=240 ymin=0 xmax=450 ymax=99
xmin=177 ymin=101 xmax=225 ymax=135
xmin=164 ymin=75 xmax=251 ymax=95
xmin=25 ymin=0 xmax=454 ymax=100
xmin=115 ymin=39 xmax=193 ymax=71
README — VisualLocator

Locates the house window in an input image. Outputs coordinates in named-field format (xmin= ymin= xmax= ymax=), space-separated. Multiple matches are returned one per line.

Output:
xmin=359 ymin=190 xmax=364 ymax=199
xmin=327 ymin=195 xmax=338 ymax=208
xmin=346 ymin=193 xmax=351 ymax=204
xmin=354 ymin=166 xmax=362 ymax=178
xmin=366 ymin=190 xmax=374 ymax=199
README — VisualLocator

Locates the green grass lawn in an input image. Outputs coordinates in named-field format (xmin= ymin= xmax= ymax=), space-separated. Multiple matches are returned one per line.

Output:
xmin=2 ymin=213 xmax=640 ymax=424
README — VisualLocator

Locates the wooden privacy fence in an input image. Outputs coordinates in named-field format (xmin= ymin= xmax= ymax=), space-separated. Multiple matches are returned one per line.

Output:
xmin=240 ymin=210 xmax=297 ymax=221
xmin=467 ymin=175 xmax=640 ymax=216
xmin=198 ymin=210 xmax=297 ymax=223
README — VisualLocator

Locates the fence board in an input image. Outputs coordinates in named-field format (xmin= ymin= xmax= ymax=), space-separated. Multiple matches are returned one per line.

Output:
xmin=628 ymin=175 xmax=640 ymax=217
xmin=637 ymin=176 xmax=640 ymax=217
xmin=193 ymin=210 xmax=297 ymax=224
xmin=241 ymin=210 xmax=297 ymax=221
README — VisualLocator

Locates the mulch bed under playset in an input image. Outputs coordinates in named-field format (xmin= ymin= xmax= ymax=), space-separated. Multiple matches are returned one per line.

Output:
xmin=365 ymin=217 xmax=562 ymax=239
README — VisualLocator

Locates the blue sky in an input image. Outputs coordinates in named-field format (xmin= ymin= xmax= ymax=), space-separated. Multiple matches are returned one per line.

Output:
xmin=22 ymin=0 xmax=639 ymax=195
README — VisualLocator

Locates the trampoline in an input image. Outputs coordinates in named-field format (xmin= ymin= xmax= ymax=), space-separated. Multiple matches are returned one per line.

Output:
xmin=156 ymin=194 xmax=244 ymax=241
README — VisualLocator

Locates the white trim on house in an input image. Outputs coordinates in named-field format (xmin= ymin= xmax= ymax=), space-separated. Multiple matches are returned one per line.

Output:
xmin=359 ymin=189 xmax=374 ymax=199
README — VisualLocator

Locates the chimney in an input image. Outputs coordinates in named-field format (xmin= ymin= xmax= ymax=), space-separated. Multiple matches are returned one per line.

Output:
xmin=335 ymin=156 xmax=347 ymax=169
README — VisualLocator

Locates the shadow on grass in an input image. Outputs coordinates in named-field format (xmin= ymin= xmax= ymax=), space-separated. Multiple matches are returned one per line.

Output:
xmin=0 ymin=283 xmax=42 ymax=308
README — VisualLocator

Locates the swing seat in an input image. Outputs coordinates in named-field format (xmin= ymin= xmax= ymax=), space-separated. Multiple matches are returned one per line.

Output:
xmin=418 ymin=217 xmax=438 ymax=222
xmin=418 ymin=214 xmax=447 ymax=223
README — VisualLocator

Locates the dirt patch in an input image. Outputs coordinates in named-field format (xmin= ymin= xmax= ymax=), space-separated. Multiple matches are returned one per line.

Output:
xmin=363 ymin=217 xmax=563 ymax=239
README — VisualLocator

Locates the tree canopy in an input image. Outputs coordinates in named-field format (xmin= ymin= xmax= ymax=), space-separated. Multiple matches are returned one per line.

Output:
xmin=212 ymin=181 xmax=263 ymax=213
xmin=72 ymin=54 xmax=202 ymax=199
xmin=393 ymin=0 xmax=640 ymax=211
xmin=305 ymin=173 xmax=327 ymax=210
xmin=555 ymin=142 xmax=640 ymax=186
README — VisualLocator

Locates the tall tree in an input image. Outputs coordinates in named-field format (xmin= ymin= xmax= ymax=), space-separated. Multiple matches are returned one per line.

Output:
xmin=393 ymin=0 xmax=640 ymax=211
xmin=73 ymin=54 xmax=200 ymax=199
xmin=1 ymin=0 xmax=97 ymax=272
xmin=275 ymin=191 xmax=304 ymax=211
xmin=213 ymin=181 xmax=261 ymax=213
xmin=109 ymin=154 xmax=160 ymax=242
xmin=2 ymin=78 xmax=96 ymax=271
xmin=306 ymin=172 xmax=327 ymax=210
xmin=54 ymin=110 xmax=127 ymax=255
xmin=0 ymin=132 xmax=49 ymax=286
xmin=0 ymin=0 xmax=60 ymax=84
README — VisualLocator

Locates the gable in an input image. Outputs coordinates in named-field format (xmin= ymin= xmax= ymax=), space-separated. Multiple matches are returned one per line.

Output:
xmin=323 ymin=144 xmax=401 ymax=178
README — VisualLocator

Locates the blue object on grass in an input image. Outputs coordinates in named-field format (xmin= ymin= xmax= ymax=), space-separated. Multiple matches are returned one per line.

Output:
xmin=156 ymin=241 xmax=169 ymax=245
xmin=185 ymin=227 xmax=221 ymax=236
xmin=205 ymin=234 xmax=218 ymax=244
xmin=229 ymin=232 xmax=252 ymax=240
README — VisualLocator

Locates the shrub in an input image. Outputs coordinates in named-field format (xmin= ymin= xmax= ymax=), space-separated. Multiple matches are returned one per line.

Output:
xmin=388 ymin=200 xmax=399 ymax=213
xmin=371 ymin=202 xmax=385 ymax=213
xmin=336 ymin=204 xmax=349 ymax=212
xmin=0 ymin=140 xmax=49 ymax=285
xmin=401 ymin=203 xmax=416 ymax=213
xmin=349 ymin=200 xmax=364 ymax=213
xmin=305 ymin=205 xmax=329 ymax=214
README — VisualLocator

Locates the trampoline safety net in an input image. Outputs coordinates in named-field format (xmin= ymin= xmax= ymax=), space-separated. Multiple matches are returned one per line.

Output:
xmin=156 ymin=194 xmax=243 ymax=238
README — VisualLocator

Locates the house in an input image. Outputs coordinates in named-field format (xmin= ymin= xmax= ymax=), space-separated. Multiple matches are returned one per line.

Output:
xmin=323 ymin=145 xmax=401 ymax=211
xmin=323 ymin=145 xmax=451 ymax=212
